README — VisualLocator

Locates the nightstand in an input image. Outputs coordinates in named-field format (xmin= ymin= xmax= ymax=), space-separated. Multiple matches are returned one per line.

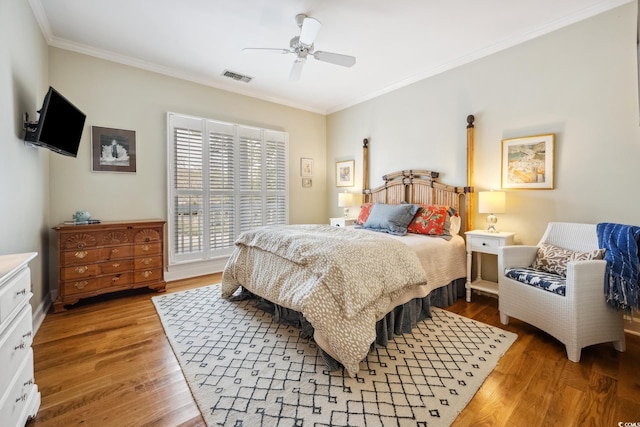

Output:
xmin=330 ymin=217 xmax=356 ymax=227
xmin=465 ymin=230 xmax=515 ymax=302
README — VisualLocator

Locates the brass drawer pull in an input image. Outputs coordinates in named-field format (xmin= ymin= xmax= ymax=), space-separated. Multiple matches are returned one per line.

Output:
xmin=75 ymin=250 xmax=88 ymax=259
xmin=112 ymin=263 xmax=120 ymax=268
xmin=141 ymin=258 xmax=152 ymax=265
xmin=142 ymin=270 xmax=153 ymax=278
xmin=75 ymin=266 xmax=88 ymax=274
xmin=74 ymin=281 xmax=89 ymax=289
xmin=112 ymin=275 xmax=121 ymax=282
xmin=112 ymin=248 xmax=120 ymax=254
xmin=142 ymin=244 xmax=150 ymax=251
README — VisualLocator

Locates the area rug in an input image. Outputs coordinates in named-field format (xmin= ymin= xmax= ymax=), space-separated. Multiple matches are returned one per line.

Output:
xmin=152 ymin=285 xmax=516 ymax=427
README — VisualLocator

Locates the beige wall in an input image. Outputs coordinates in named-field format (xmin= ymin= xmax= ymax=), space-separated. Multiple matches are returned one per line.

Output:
xmin=327 ymin=3 xmax=640 ymax=247
xmin=1 ymin=0 xmax=50 ymax=321
xmin=48 ymin=48 xmax=327 ymax=278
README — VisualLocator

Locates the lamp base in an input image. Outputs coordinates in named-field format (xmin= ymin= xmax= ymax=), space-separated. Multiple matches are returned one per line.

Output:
xmin=343 ymin=207 xmax=349 ymax=218
xmin=486 ymin=213 xmax=498 ymax=233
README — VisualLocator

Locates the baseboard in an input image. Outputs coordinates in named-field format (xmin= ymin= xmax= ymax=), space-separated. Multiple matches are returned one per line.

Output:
xmin=165 ymin=257 xmax=227 ymax=282
xmin=32 ymin=289 xmax=55 ymax=335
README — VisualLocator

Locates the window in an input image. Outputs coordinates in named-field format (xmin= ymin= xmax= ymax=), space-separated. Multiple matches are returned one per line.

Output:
xmin=167 ymin=113 xmax=288 ymax=265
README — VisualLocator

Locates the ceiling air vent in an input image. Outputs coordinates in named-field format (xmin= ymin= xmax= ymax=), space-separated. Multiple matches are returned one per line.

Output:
xmin=222 ymin=70 xmax=253 ymax=83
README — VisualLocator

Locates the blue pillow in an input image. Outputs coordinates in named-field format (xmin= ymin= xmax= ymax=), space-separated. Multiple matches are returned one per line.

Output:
xmin=362 ymin=203 xmax=419 ymax=236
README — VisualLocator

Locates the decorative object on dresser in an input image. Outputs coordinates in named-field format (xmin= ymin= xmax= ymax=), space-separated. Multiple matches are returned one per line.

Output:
xmin=0 ymin=252 xmax=40 ymax=427
xmin=478 ymin=190 xmax=505 ymax=232
xmin=465 ymin=229 xmax=515 ymax=302
xmin=53 ymin=220 xmax=166 ymax=313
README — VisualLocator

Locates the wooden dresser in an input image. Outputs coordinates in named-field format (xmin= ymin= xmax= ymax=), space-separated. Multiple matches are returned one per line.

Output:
xmin=53 ymin=220 xmax=166 ymax=312
xmin=0 ymin=252 xmax=40 ymax=426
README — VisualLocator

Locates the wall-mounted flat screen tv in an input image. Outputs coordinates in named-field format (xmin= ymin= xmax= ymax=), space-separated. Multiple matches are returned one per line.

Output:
xmin=24 ymin=87 xmax=86 ymax=157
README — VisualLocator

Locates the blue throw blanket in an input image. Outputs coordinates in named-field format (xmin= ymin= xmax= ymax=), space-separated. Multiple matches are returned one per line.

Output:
xmin=596 ymin=222 xmax=640 ymax=312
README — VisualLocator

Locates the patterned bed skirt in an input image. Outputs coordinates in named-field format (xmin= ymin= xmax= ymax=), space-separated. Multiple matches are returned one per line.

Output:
xmin=231 ymin=278 xmax=466 ymax=372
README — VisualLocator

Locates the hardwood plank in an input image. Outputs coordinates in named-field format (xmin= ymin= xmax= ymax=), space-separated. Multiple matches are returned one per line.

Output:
xmin=27 ymin=277 xmax=640 ymax=426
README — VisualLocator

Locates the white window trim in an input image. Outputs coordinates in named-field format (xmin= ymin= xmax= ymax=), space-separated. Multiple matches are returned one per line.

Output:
xmin=167 ymin=112 xmax=289 ymax=266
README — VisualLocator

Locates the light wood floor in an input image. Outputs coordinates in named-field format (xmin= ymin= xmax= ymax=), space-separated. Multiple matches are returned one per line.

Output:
xmin=28 ymin=274 xmax=640 ymax=427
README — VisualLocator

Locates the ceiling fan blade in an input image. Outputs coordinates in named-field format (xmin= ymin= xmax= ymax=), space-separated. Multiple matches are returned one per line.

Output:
xmin=299 ymin=16 xmax=321 ymax=46
xmin=289 ymin=59 xmax=305 ymax=81
xmin=313 ymin=51 xmax=356 ymax=67
xmin=242 ymin=47 xmax=291 ymax=54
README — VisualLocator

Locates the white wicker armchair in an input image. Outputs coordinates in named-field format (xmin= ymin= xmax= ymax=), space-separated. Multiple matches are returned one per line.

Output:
xmin=497 ymin=222 xmax=625 ymax=362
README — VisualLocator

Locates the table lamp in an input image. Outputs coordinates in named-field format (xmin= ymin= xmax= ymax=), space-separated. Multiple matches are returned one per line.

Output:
xmin=478 ymin=191 xmax=505 ymax=232
xmin=338 ymin=192 xmax=353 ymax=218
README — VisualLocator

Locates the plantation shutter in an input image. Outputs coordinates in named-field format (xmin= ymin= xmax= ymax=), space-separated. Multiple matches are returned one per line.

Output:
xmin=168 ymin=113 xmax=288 ymax=265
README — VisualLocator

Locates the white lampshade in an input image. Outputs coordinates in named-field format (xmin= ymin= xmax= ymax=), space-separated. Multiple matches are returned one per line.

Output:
xmin=338 ymin=192 xmax=353 ymax=218
xmin=478 ymin=191 xmax=506 ymax=232
xmin=478 ymin=191 xmax=505 ymax=214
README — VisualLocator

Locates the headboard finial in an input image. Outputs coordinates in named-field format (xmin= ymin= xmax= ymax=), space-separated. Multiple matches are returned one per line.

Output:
xmin=363 ymin=138 xmax=369 ymax=148
xmin=466 ymin=115 xmax=475 ymax=129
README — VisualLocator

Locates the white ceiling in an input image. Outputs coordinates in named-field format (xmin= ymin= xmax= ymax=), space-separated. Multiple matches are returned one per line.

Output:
xmin=30 ymin=0 xmax=631 ymax=114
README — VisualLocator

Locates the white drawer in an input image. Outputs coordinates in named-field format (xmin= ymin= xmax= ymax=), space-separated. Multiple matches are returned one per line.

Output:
xmin=0 ymin=267 xmax=31 ymax=330
xmin=0 ymin=305 xmax=33 ymax=395
xmin=468 ymin=235 xmax=501 ymax=252
xmin=0 ymin=348 xmax=36 ymax=427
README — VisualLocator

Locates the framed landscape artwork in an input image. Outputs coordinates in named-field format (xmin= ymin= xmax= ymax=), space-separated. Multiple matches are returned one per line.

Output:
xmin=92 ymin=126 xmax=137 ymax=173
xmin=501 ymin=134 xmax=554 ymax=189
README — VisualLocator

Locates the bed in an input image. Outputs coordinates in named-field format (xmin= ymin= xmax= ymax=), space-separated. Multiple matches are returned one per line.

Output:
xmin=221 ymin=117 xmax=476 ymax=377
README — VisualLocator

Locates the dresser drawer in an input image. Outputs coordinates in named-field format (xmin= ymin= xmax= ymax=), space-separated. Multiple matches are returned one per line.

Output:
xmin=98 ymin=245 xmax=132 ymax=261
xmin=61 ymin=278 xmax=99 ymax=296
xmin=98 ymin=259 xmax=133 ymax=275
xmin=61 ymin=249 xmax=100 ymax=266
xmin=60 ymin=264 xmax=100 ymax=280
xmin=134 ymin=268 xmax=162 ymax=284
xmin=0 ymin=348 xmax=36 ymax=427
xmin=0 ymin=305 xmax=32 ymax=395
xmin=0 ymin=267 xmax=31 ymax=328
xmin=134 ymin=242 xmax=161 ymax=256
xmin=60 ymin=232 xmax=100 ymax=250
xmin=97 ymin=272 xmax=133 ymax=290
xmin=134 ymin=256 xmax=162 ymax=270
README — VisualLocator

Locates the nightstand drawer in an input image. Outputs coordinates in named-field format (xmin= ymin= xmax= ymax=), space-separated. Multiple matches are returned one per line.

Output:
xmin=330 ymin=218 xmax=356 ymax=227
xmin=468 ymin=235 xmax=501 ymax=252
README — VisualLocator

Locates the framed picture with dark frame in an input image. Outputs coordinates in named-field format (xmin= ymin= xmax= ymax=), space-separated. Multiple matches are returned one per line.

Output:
xmin=501 ymin=133 xmax=554 ymax=189
xmin=91 ymin=126 xmax=137 ymax=173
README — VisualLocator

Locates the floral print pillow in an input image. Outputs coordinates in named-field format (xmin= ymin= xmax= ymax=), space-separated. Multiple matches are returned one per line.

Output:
xmin=407 ymin=205 xmax=449 ymax=235
xmin=355 ymin=203 xmax=374 ymax=225
xmin=531 ymin=243 xmax=605 ymax=277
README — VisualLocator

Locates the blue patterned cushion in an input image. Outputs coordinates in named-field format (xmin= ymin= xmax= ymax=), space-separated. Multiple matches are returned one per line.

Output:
xmin=504 ymin=267 xmax=567 ymax=296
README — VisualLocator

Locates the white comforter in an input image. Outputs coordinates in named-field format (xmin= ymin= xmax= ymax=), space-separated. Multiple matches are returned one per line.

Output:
xmin=221 ymin=224 xmax=465 ymax=376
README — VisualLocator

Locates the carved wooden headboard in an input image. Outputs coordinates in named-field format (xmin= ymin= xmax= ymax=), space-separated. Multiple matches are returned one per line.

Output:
xmin=361 ymin=115 xmax=475 ymax=233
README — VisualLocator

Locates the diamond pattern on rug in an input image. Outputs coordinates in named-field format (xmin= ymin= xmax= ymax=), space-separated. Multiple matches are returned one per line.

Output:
xmin=152 ymin=285 xmax=516 ymax=427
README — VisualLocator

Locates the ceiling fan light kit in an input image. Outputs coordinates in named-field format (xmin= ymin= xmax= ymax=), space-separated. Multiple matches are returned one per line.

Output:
xmin=243 ymin=13 xmax=356 ymax=81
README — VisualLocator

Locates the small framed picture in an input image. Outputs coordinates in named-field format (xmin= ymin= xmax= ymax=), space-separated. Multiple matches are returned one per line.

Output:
xmin=502 ymin=134 xmax=554 ymax=189
xmin=300 ymin=158 xmax=313 ymax=177
xmin=92 ymin=126 xmax=136 ymax=173
xmin=302 ymin=178 xmax=312 ymax=188
xmin=336 ymin=160 xmax=355 ymax=187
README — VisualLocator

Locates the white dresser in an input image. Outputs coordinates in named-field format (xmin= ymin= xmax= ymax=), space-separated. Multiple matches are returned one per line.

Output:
xmin=0 ymin=252 xmax=40 ymax=427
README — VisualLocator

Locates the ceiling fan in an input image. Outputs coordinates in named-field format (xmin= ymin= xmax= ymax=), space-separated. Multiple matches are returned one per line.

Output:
xmin=243 ymin=13 xmax=356 ymax=81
